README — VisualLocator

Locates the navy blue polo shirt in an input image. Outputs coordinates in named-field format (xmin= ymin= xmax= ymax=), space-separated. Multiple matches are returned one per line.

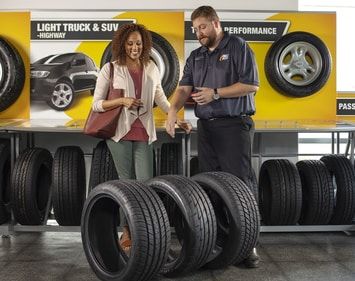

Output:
xmin=180 ymin=32 xmax=259 ymax=119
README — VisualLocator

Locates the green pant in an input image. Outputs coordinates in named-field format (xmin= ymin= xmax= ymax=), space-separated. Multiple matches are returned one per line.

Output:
xmin=106 ymin=139 xmax=153 ymax=180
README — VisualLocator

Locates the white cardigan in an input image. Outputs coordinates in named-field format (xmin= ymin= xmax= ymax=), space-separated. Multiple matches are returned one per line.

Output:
xmin=92 ymin=61 xmax=170 ymax=144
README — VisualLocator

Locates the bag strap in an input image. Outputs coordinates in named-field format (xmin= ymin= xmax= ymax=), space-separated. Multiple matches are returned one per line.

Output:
xmin=109 ymin=62 xmax=114 ymax=90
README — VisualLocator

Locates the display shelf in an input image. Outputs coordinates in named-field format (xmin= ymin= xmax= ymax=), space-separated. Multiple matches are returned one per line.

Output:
xmin=2 ymin=224 xmax=355 ymax=234
xmin=11 ymin=225 xmax=81 ymax=233
xmin=1 ymin=118 xmax=355 ymax=235
xmin=261 ymin=225 xmax=355 ymax=233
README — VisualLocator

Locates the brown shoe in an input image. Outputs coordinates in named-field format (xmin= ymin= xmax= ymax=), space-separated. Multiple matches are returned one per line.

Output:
xmin=243 ymin=248 xmax=260 ymax=268
xmin=119 ymin=226 xmax=131 ymax=253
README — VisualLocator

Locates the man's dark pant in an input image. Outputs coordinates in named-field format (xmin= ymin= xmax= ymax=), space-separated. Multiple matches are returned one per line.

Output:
xmin=197 ymin=116 xmax=254 ymax=184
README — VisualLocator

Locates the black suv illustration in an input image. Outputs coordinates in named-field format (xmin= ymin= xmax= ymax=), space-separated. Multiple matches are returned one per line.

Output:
xmin=30 ymin=52 xmax=99 ymax=111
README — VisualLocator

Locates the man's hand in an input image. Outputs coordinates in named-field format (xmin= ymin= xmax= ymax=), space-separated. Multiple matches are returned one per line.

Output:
xmin=166 ymin=110 xmax=177 ymax=138
xmin=191 ymin=87 xmax=214 ymax=105
xmin=177 ymin=120 xmax=192 ymax=134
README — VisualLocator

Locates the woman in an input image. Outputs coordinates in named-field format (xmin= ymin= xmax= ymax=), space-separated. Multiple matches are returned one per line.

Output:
xmin=92 ymin=23 xmax=189 ymax=252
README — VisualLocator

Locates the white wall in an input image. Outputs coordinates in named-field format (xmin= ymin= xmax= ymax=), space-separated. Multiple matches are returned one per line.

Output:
xmin=0 ymin=0 xmax=298 ymax=11
xmin=299 ymin=0 xmax=355 ymax=92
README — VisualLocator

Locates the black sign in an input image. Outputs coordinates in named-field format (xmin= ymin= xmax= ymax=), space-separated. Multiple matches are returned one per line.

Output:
xmin=337 ymin=98 xmax=355 ymax=116
xmin=31 ymin=20 xmax=135 ymax=41
xmin=185 ymin=20 xmax=289 ymax=42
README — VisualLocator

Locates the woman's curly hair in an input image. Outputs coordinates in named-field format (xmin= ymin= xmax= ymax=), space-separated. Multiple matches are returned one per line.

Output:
xmin=111 ymin=23 xmax=152 ymax=66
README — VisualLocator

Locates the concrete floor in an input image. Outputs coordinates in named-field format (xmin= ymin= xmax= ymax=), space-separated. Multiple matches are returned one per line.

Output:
xmin=0 ymin=232 xmax=355 ymax=281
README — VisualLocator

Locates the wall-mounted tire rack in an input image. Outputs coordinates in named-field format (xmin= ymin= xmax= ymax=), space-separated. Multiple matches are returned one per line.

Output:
xmin=1 ymin=119 xmax=355 ymax=235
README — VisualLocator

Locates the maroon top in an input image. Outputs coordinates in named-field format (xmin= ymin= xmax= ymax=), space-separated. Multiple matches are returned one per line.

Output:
xmin=122 ymin=68 xmax=149 ymax=141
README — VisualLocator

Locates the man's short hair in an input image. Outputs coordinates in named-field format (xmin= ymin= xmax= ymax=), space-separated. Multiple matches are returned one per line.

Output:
xmin=191 ymin=6 xmax=219 ymax=22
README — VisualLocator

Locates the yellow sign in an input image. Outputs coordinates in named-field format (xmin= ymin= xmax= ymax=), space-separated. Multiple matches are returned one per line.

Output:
xmin=252 ymin=13 xmax=336 ymax=121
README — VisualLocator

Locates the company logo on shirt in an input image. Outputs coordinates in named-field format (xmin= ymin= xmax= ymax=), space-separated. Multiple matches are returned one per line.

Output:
xmin=219 ymin=54 xmax=229 ymax=61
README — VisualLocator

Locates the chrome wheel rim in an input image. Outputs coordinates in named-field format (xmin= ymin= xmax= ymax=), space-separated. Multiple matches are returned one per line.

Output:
xmin=278 ymin=41 xmax=322 ymax=86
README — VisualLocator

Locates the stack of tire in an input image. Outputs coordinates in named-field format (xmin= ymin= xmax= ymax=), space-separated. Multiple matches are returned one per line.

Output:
xmin=81 ymin=172 xmax=260 ymax=281
xmin=258 ymin=156 xmax=355 ymax=225
xmin=10 ymin=146 xmax=86 ymax=226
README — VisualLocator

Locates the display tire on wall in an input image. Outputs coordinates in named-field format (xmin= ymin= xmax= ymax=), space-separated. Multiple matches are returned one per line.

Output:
xmin=0 ymin=36 xmax=25 ymax=112
xmin=11 ymin=148 xmax=52 ymax=225
xmin=296 ymin=160 xmax=334 ymax=225
xmin=46 ymin=80 xmax=75 ymax=111
xmin=146 ymin=175 xmax=216 ymax=276
xmin=0 ymin=139 xmax=11 ymax=224
xmin=192 ymin=172 xmax=260 ymax=269
xmin=265 ymin=31 xmax=331 ymax=97
xmin=320 ymin=155 xmax=355 ymax=224
xmin=81 ymin=180 xmax=170 ymax=281
xmin=52 ymin=146 xmax=86 ymax=226
xmin=100 ymin=31 xmax=179 ymax=99
xmin=160 ymin=143 xmax=179 ymax=175
xmin=89 ymin=140 xmax=118 ymax=192
xmin=259 ymin=159 xmax=302 ymax=225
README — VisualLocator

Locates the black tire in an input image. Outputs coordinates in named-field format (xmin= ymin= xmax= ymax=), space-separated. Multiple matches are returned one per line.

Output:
xmin=0 ymin=139 xmax=11 ymax=224
xmin=89 ymin=140 xmax=118 ymax=192
xmin=46 ymin=80 xmax=75 ymax=111
xmin=190 ymin=156 xmax=199 ymax=176
xmin=192 ymin=172 xmax=260 ymax=269
xmin=296 ymin=160 xmax=334 ymax=225
xmin=244 ymin=168 xmax=258 ymax=205
xmin=100 ymin=31 xmax=179 ymax=99
xmin=52 ymin=146 xmax=86 ymax=226
xmin=320 ymin=155 xmax=355 ymax=224
xmin=81 ymin=180 xmax=170 ymax=281
xmin=153 ymin=149 xmax=157 ymax=177
xmin=0 ymin=36 xmax=25 ymax=111
xmin=146 ymin=175 xmax=216 ymax=276
xmin=160 ymin=143 xmax=179 ymax=175
xmin=259 ymin=159 xmax=302 ymax=225
xmin=11 ymin=148 xmax=52 ymax=225
xmin=265 ymin=31 xmax=331 ymax=97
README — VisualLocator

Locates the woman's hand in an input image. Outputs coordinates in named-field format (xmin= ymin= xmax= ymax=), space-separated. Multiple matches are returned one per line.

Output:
xmin=121 ymin=98 xmax=143 ymax=109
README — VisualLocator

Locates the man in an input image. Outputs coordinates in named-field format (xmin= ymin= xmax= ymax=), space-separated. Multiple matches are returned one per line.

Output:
xmin=166 ymin=6 xmax=260 ymax=268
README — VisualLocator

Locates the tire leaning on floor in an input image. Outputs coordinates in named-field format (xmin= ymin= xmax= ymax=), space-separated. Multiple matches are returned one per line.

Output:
xmin=259 ymin=159 xmax=302 ymax=225
xmin=11 ymin=148 xmax=52 ymax=225
xmin=0 ymin=36 xmax=25 ymax=112
xmin=146 ymin=175 xmax=217 ymax=276
xmin=52 ymin=146 xmax=86 ymax=226
xmin=0 ymin=139 xmax=11 ymax=224
xmin=89 ymin=140 xmax=118 ymax=192
xmin=296 ymin=160 xmax=334 ymax=225
xmin=320 ymin=155 xmax=355 ymax=224
xmin=192 ymin=172 xmax=260 ymax=269
xmin=81 ymin=180 xmax=170 ymax=281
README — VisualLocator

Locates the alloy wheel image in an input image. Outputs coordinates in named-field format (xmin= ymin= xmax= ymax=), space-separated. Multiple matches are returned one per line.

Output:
xmin=265 ymin=31 xmax=332 ymax=97
xmin=47 ymin=81 xmax=74 ymax=111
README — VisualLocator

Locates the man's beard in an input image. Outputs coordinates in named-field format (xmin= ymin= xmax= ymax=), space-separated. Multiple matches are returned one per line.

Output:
xmin=199 ymin=34 xmax=216 ymax=48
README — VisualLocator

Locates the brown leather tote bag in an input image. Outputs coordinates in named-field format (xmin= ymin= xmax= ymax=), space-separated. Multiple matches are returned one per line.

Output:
xmin=84 ymin=63 xmax=124 ymax=139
